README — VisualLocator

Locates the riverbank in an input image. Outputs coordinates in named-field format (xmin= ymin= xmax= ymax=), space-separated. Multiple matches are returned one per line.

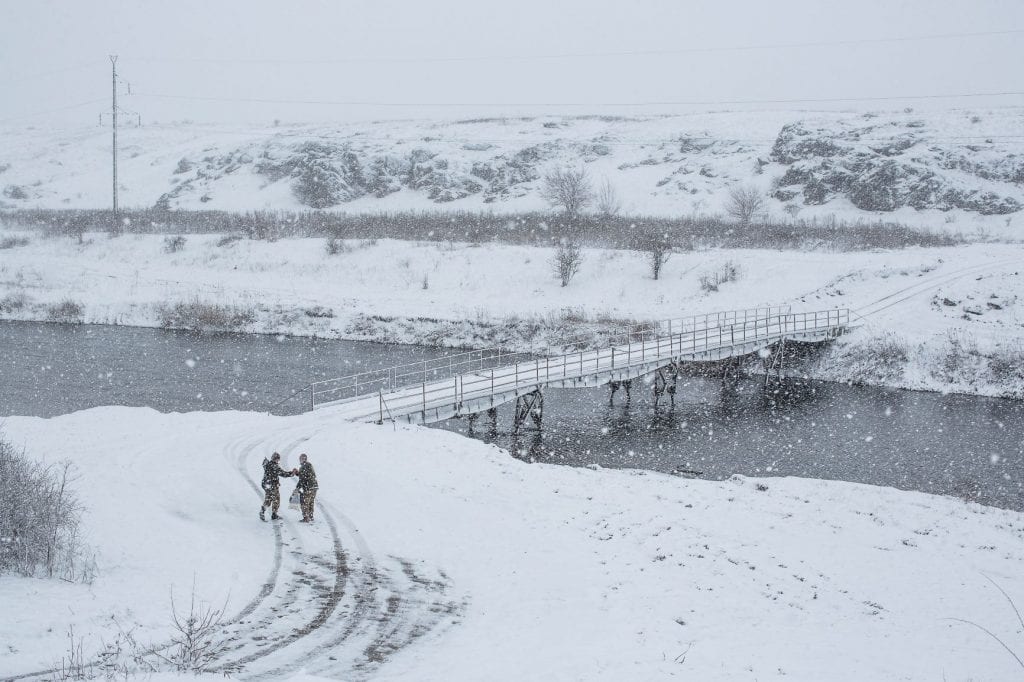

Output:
xmin=2 ymin=406 xmax=1023 ymax=680
xmin=1 ymin=230 xmax=1021 ymax=397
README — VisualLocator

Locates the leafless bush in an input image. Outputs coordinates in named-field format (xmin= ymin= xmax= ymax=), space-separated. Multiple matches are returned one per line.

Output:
xmin=50 ymin=586 xmax=233 ymax=679
xmin=596 ymin=178 xmax=621 ymax=218
xmin=726 ymin=184 xmax=766 ymax=225
xmin=826 ymin=333 xmax=910 ymax=385
xmin=0 ymin=436 xmax=93 ymax=582
xmin=540 ymin=167 xmax=593 ymax=217
xmin=552 ymin=238 xmax=583 ymax=287
xmin=325 ymin=236 xmax=352 ymax=255
xmin=46 ymin=299 xmax=84 ymax=323
xmin=0 ymin=235 xmax=29 ymax=249
xmin=303 ymin=305 xmax=334 ymax=318
xmin=215 ymin=233 xmax=242 ymax=247
xmin=988 ymin=343 xmax=1024 ymax=396
xmin=0 ymin=291 xmax=29 ymax=313
xmin=162 ymin=235 xmax=186 ymax=253
xmin=152 ymin=586 xmax=233 ymax=674
xmin=637 ymin=230 xmax=673 ymax=280
xmin=934 ymin=329 xmax=982 ymax=383
xmin=156 ymin=299 xmax=256 ymax=332
xmin=699 ymin=261 xmax=740 ymax=292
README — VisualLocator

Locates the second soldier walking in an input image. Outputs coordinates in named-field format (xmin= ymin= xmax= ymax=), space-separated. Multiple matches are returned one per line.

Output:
xmin=295 ymin=453 xmax=318 ymax=523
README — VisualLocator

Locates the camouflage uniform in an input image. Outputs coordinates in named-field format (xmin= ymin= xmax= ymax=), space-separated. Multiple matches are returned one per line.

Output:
xmin=261 ymin=456 xmax=294 ymax=518
xmin=296 ymin=459 xmax=318 ymax=522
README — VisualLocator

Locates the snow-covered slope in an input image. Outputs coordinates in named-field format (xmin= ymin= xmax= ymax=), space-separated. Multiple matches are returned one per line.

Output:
xmin=2 ymin=407 xmax=1023 ymax=680
xmin=1 ymin=109 xmax=1022 ymax=227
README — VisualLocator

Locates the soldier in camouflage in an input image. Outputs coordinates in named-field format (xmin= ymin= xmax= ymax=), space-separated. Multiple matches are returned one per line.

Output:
xmin=260 ymin=452 xmax=294 ymax=521
xmin=296 ymin=453 xmax=318 ymax=523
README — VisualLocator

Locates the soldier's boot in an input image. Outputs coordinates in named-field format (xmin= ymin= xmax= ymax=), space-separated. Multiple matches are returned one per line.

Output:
xmin=271 ymin=513 xmax=281 ymax=520
xmin=259 ymin=507 xmax=265 ymax=521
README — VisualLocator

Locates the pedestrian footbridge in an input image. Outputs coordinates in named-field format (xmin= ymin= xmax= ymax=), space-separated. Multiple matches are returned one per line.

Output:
xmin=311 ymin=307 xmax=851 ymax=427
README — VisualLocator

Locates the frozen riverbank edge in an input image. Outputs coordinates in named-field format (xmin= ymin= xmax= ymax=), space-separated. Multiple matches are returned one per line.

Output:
xmin=1 ymin=232 xmax=1022 ymax=399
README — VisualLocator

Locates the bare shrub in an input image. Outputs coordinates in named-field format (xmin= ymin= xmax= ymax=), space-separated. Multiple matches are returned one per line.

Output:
xmin=988 ymin=343 xmax=1024 ymax=396
xmin=552 ymin=238 xmax=583 ymax=287
xmin=162 ymin=235 xmax=186 ymax=253
xmin=215 ymin=233 xmax=242 ymax=247
xmin=699 ymin=261 xmax=740 ymax=292
xmin=0 ymin=291 xmax=29 ymax=313
xmin=153 ymin=586 xmax=233 ymax=674
xmin=325 ymin=236 xmax=352 ymax=255
xmin=156 ymin=299 xmax=256 ymax=332
xmin=46 ymin=299 xmax=84 ymax=323
xmin=932 ymin=329 xmax=982 ymax=384
xmin=0 ymin=436 xmax=93 ymax=582
xmin=0 ymin=235 xmax=29 ymax=249
xmin=304 ymin=306 xmax=334 ymax=319
xmin=596 ymin=178 xmax=621 ymax=218
xmin=726 ymin=184 xmax=766 ymax=225
xmin=540 ymin=167 xmax=593 ymax=217
xmin=637 ymin=230 xmax=673 ymax=280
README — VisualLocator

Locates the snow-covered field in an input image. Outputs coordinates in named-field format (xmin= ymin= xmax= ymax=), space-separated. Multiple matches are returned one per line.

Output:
xmin=2 ymin=406 xmax=1024 ymax=681
xmin=1 ymin=230 xmax=1022 ymax=397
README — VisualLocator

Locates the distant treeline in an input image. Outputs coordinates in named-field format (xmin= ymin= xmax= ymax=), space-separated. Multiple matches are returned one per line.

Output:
xmin=0 ymin=208 xmax=962 ymax=251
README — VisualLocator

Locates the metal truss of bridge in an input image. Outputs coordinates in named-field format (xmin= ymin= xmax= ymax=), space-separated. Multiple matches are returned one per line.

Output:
xmin=310 ymin=307 xmax=850 ymax=427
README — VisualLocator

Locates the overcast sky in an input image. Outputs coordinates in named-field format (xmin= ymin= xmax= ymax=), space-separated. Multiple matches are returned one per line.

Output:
xmin=1 ymin=0 xmax=1022 ymax=127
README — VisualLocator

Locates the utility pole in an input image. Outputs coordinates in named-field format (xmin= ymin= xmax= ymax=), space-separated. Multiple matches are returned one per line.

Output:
xmin=110 ymin=55 xmax=119 ymax=218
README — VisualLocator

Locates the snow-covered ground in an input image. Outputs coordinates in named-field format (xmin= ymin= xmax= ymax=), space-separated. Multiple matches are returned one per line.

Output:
xmin=1 ymin=230 xmax=1022 ymax=397
xmin=2 ymin=406 xmax=1024 ymax=681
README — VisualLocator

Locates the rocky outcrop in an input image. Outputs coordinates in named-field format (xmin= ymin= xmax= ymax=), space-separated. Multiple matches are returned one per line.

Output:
xmin=771 ymin=121 xmax=1023 ymax=215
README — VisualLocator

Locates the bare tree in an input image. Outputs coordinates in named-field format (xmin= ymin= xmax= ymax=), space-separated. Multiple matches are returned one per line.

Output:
xmin=725 ymin=184 xmax=766 ymax=226
xmin=540 ymin=167 xmax=594 ymax=218
xmin=596 ymin=178 xmax=621 ymax=218
xmin=637 ymin=230 xmax=673 ymax=280
xmin=552 ymin=237 xmax=583 ymax=287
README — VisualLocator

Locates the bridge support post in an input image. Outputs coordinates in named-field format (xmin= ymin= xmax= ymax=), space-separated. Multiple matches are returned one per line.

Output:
xmin=609 ymin=379 xmax=632 ymax=406
xmin=763 ymin=338 xmax=786 ymax=387
xmin=513 ymin=389 xmax=544 ymax=432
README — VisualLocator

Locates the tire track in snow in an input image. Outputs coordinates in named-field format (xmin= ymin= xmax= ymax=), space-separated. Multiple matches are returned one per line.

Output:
xmin=853 ymin=257 xmax=1021 ymax=320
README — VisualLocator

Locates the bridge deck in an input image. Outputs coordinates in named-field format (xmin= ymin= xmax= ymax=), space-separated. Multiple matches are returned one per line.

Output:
xmin=315 ymin=308 xmax=850 ymax=425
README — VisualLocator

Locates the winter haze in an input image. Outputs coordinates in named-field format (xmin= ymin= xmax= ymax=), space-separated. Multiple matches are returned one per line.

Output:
xmin=2 ymin=2 xmax=1024 ymax=682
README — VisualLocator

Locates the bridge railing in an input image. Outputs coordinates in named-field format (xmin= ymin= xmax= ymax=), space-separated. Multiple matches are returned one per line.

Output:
xmin=354 ymin=308 xmax=850 ymax=420
xmin=311 ymin=307 xmax=848 ymax=411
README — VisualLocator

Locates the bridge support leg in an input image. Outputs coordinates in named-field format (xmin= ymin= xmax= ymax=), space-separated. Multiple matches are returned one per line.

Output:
xmin=721 ymin=356 xmax=742 ymax=386
xmin=667 ymin=362 xmax=678 ymax=405
xmin=763 ymin=338 xmax=786 ymax=387
xmin=609 ymin=379 xmax=632 ymax=405
xmin=652 ymin=370 xmax=666 ymax=406
xmin=513 ymin=389 xmax=544 ymax=432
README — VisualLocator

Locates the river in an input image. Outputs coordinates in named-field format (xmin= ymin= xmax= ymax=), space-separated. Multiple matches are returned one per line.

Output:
xmin=2 ymin=320 xmax=1022 ymax=510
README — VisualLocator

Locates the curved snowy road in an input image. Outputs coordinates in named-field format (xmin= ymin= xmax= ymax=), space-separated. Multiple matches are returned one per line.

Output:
xmin=209 ymin=417 xmax=466 ymax=680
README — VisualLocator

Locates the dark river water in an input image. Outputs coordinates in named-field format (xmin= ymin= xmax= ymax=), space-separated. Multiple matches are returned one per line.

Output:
xmin=2 ymin=320 xmax=1022 ymax=510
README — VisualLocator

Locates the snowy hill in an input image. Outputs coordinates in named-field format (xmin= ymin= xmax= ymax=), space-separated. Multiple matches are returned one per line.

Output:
xmin=1 ymin=109 xmax=1022 ymax=226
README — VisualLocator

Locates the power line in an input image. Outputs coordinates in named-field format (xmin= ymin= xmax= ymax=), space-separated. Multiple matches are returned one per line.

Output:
xmin=121 ymin=28 xmax=1024 ymax=65
xmin=0 ymin=98 xmax=107 ymax=124
xmin=0 ymin=61 xmax=106 ymax=86
xmin=132 ymin=89 xmax=1024 ymax=108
